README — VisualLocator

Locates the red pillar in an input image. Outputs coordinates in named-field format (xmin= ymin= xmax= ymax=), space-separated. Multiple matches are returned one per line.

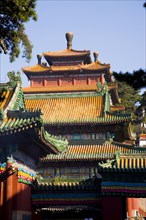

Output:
xmin=0 ymin=181 xmax=4 ymax=216
xmin=58 ymin=78 xmax=62 ymax=86
xmin=100 ymin=74 xmax=104 ymax=84
xmin=127 ymin=198 xmax=139 ymax=218
xmin=5 ymin=163 xmax=13 ymax=220
xmin=22 ymin=182 xmax=32 ymax=212
xmin=102 ymin=196 xmax=126 ymax=220
xmin=3 ymin=163 xmax=32 ymax=219
xmin=73 ymin=78 xmax=76 ymax=85
xmin=87 ymin=77 xmax=90 ymax=85
xmin=16 ymin=180 xmax=32 ymax=217
xmin=44 ymin=79 xmax=47 ymax=87
xmin=31 ymin=80 xmax=33 ymax=87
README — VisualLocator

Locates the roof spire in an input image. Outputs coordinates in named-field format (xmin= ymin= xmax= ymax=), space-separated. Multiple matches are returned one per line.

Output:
xmin=66 ymin=32 xmax=73 ymax=49
xmin=37 ymin=54 xmax=42 ymax=65
xmin=93 ymin=51 xmax=99 ymax=62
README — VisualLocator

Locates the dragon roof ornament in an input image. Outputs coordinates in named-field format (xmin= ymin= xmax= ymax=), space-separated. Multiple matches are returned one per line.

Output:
xmin=44 ymin=131 xmax=68 ymax=153
xmin=96 ymin=82 xmax=110 ymax=114
xmin=7 ymin=71 xmax=22 ymax=88
xmin=98 ymin=150 xmax=121 ymax=168
xmin=96 ymin=82 xmax=108 ymax=96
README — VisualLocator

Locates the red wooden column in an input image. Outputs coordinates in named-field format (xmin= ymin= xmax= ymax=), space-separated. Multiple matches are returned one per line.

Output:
xmin=87 ymin=77 xmax=90 ymax=85
xmin=22 ymin=182 xmax=32 ymax=212
xmin=127 ymin=198 xmax=132 ymax=217
xmin=4 ymin=163 xmax=32 ymax=219
xmin=100 ymin=74 xmax=104 ymax=84
xmin=5 ymin=162 xmax=13 ymax=220
xmin=31 ymin=80 xmax=33 ymax=87
xmin=102 ymin=196 xmax=126 ymax=220
xmin=58 ymin=78 xmax=62 ymax=86
xmin=127 ymin=198 xmax=139 ymax=218
xmin=16 ymin=180 xmax=32 ymax=218
xmin=0 ymin=181 xmax=4 ymax=217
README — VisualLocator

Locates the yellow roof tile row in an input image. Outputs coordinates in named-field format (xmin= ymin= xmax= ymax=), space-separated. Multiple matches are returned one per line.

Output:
xmin=41 ymin=144 xmax=146 ymax=169
xmin=68 ymin=144 xmax=129 ymax=155
xmin=118 ymin=157 xmax=146 ymax=169
xmin=22 ymin=61 xmax=110 ymax=73
xmin=43 ymin=49 xmax=90 ymax=57
xmin=23 ymin=84 xmax=116 ymax=94
xmin=0 ymin=90 xmax=10 ymax=110
xmin=22 ymin=64 xmax=49 ymax=72
xmin=40 ymin=144 xmax=132 ymax=162
xmin=23 ymin=85 xmax=98 ymax=93
xmin=25 ymin=96 xmax=103 ymax=123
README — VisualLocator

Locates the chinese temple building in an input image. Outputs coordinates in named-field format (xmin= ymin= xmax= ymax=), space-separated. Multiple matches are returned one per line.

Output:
xmin=0 ymin=33 xmax=146 ymax=220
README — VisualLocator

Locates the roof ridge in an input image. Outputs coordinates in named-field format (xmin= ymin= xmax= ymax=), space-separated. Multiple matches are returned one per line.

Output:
xmin=7 ymin=109 xmax=42 ymax=119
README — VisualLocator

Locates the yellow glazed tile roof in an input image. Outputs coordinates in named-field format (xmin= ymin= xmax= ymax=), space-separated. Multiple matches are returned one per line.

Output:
xmin=117 ymin=157 xmax=146 ymax=169
xmin=23 ymin=84 xmax=116 ymax=94
xmin=23 ymin=85 xmax=98 ymax=93
xmin=67 ymin=144 xmax=129 ymax=156
xmin=25 ymin=96 xmax=103 ymax=123
xmin=0 ymin=90 xmax=11 ymax=110
xmin=40 ymin=144 xmax=146 ymax=170
xmin=25 ymin=96 xmax=130 ymax=124
xmin=40 ymin=143 xmax=135 ymax=162
xmin=43 ymin=49 xmax=90 ymax=57
xmin=81 ymin=62 xmax=110 ymax=71
xmin=22 ymin=64 xmax=83 ymax=73
xmin=22 ymin=62 xmax=109 ymax=73
xmin=22 ymin=64 xmax=50 ymax=73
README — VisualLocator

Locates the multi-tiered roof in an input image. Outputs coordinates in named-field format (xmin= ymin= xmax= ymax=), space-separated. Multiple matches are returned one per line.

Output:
xmin=22 ymin=33 xmax=146 ymax=196
xmin=1 ymin=33 xmax=146 ymax=219
xmin=22 ymin=32 xmax=114 ymax=93
xmin=0 ymin=72 xmax=68 ymax=158
xmin=22 ymin=33 xmax=131 ymax=144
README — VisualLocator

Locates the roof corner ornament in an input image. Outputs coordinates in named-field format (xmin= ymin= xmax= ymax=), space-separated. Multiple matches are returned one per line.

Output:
xmin=66 ymin=32 xmax=73 ymax=49
xmin=37 ymin=54 xmax=43 ymax=65
xmin=7 ymin=155 xmax=15 ymax=163
xmin=96 ymin=82 xmax=110 ymax=115
xmin=93 ymin=51 xmax=99 ymax=62
xmin=98 ymin=150 xmax=121 ymax=168
xmin=7 ymin=71 xmax=22 ymax=87
xmin=44 ymin=131 xmax=68 ymax=152
xmin=96 ymin=82 xmax=108 ymax=95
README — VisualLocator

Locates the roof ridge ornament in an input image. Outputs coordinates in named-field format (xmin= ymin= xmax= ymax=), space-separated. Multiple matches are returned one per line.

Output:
xmin=96 ymin=82 xmax=108 ymax=96
xmin=7 ymin=71 xmax=22 ymax=87
xmin=7 ymin=109 xmax=43 ymax=119
xmin=44 ymin=131 xmax=68 ymax=153
xmin=93 ymin=51 xmax=99 ymax=62
xmin=37 ymin=54 xmax=43 ymax=65
xmin=98 ymin=150 xmax=121 ymax=168
xmin=65 ymin=32 xmax=73 ymax=49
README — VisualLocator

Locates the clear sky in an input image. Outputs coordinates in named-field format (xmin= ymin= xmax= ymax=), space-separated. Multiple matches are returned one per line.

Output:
xmin=0 ymin=0 xmax=145 ymax=87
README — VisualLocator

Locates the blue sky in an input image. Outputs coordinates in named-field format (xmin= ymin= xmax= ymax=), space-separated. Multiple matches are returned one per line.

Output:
xmin=0 ymin=0 xmax=145 ymax=87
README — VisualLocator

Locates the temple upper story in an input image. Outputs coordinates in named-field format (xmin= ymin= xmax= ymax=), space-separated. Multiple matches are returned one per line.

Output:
xmin=22 ymin=32 xmax=112 ymax=90
xmin=44 ymin=32 xmax=91 ymax=66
